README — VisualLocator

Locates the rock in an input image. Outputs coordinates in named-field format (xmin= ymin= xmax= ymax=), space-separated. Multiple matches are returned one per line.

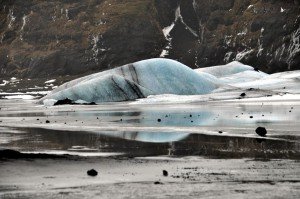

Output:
xmin=154 ymin=181 xmax=163 ymax=185
xmin=54 ymin=98 xmax=74 ymax=106
xmin=157 ymin=119 xmax=161 ymax=122
xmin=218 ymin=131 xmax=223 ymax=134
xmin=163 ymin=170 xmax=168 ymax=176
xmin=87 ymin=169 xmax=98 ymax=177
xmin=0 ymin=0 xmax=299 ymax=78
xmin=45 ymin=120 xmax=50 ymax=123
xmin=240 ymin=93 xmax=246 ymax=97
xmin=250 ymin=116 xmax=253 ymax=118
xmin=255 ymin=127 xmax=267 ymax=137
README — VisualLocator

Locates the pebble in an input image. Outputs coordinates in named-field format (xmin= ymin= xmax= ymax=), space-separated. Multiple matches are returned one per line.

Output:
xmin=163 ymin=170 xmax=168 ymax=176
xmin=87 ymin=169 xmax=98 ymax=177
xmin=255 ymin=127 xmax=267 ymax=137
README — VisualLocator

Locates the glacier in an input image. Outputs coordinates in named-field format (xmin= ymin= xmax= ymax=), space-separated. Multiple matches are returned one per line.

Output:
xmin=40 ymin=58 xmax=300 ymax=105
xmin=195 ymin=61 xmax=259 ymax=77
xmin=40 ymin=58 xmax=221 ymax=104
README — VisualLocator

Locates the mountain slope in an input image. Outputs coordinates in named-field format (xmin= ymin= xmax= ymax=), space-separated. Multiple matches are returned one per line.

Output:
xmin=0 ymin=0 xmax=299 ymax=78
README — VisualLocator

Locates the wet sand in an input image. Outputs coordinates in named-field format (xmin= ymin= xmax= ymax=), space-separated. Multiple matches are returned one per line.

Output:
xmin=1 ymin=156 xmax=299 ymax=199
xmin=0 ymin=99 xmax=300 ymax=198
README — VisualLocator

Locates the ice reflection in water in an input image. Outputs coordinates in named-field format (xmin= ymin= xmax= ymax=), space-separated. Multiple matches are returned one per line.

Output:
xmin=1 ymin=127 xmax=299 ymax=159
xmin=0 ymin=99 xmax=299 ymax=159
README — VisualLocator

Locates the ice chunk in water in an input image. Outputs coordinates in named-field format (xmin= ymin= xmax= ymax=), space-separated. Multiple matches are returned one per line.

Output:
xmin=40 ymin=58 xmax=220 ymax=104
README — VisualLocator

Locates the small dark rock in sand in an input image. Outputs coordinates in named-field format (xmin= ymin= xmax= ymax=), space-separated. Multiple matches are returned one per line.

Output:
xmin=250 ymin=116 xmax=253 ymax=118
xmin=163 ymin=170 xmax=168 ymax=176
xmin=240 ymin=93 xmax=246 ymax=97
xmin=37 ymin=118 xmax=39 ymax=120
xmin=154 ymin=181 xmax=163 ymax=185
xmin=87 ymin=169 xmax=98 ymax=176
xmin=256 ymin=127 xmax=267 ymax=137
xmin=218 ymin=131 xmax=223 ymax=134
xmin=45 ymin=120 xmax=50 ymax=123
xmin=157 ymin=119 xmax=161 ymax=122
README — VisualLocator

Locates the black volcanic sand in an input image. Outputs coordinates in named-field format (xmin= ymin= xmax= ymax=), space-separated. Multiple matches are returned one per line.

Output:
xmin=0 ymin=99 xmax=300 ymax=198
xmin=0 ymin=155 xmax=299 ymax=198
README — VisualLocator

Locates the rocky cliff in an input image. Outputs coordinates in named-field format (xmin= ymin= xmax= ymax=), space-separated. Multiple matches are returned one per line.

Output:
xmin=0 ymin=0 xmax=299 ymax=78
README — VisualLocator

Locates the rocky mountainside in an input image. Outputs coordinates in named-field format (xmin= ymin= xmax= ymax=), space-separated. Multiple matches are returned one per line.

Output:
xmin=0 ymin=0 xmax=299 ymax=78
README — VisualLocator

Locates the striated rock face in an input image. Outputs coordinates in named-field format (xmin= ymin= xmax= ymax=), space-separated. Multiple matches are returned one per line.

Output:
xmin=0 ymin=0 xmax=299 ymax=78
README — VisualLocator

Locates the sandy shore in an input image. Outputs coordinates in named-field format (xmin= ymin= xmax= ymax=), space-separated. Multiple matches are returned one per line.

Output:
xmin=1 ymin=155 xmax=299 ymax=199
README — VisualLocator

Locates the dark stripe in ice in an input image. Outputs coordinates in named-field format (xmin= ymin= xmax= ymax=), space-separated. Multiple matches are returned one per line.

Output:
xmin=124 ymin=79 xmax=145 ymax=98
xmin=111 ymin=76 xmax=129 ymax=99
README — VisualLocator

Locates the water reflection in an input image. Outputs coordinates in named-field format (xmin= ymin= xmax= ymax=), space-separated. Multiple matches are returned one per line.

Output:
xmin=1 ymin=127 xmax=299 ymax=159
xmin=98 ymin=131 xmax=189 ymax=143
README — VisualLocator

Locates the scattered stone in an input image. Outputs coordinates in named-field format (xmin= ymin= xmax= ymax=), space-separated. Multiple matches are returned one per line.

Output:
xmin=87 ymin=169 xmax=98 ymax=176
xmin=255 ymin=127 xmax=267 ymax=137
xmin=120 ymin=118 xmax=123 ymax=121
xmin=37 ymin=118 xmax=39 ymax=120
xmin=250 ymin=116 xmax=253 ymax=118
xmin=190 ymin=114 xmax=192 ymax=117
xmin=154 ymin=181 xmax=163 ymax=185
xmin=163 ymin=170 xmax=168 ymax=176
xmin=45 ymin=120 xmax=50 ymax=123
xmin=157 ymin=119 xmax=161 ymax=122
xmin=218 ymin=131 xmax=223 ymax=134
xmin=240 ymin=93 xmax=246 ymax=97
